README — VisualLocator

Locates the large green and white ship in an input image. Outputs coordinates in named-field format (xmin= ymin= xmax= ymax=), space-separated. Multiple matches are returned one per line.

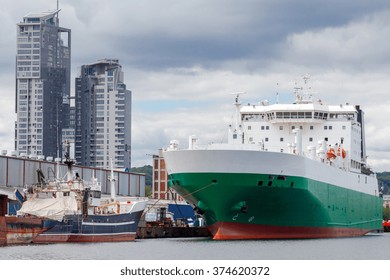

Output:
xmin=163 ymin=78 xmax=383 ymax=240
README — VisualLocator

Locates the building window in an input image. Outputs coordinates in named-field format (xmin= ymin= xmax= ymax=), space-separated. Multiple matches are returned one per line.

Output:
xmin=265 ymin=137 xmax=269 ymax=142
xmin=266 ymin=126 xmax=269 ymax=130
xmin=329 ymin=126 xmax=332 ymax=130
xmin=342 ymin=125 xmax=346 ymax=130
xmin=248 ymin=126 xmax=251 ymax=130
xmin=261 ymin=126 xmax=265 ymax=130
xmin=280 ymin=138 xmax=284 ymax=142
xmin=324 ymin=126 xmax=328 ymax=130
xmin=309 ymin=137 xmax=313 ymax=142
xmin=310 ymin=126 xmax=314 ymax=130
xmin=279 ymin=126 xmax=283 ymax=130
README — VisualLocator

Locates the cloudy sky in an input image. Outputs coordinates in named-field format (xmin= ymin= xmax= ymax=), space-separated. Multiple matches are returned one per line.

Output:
xmin=1 ymin=0 xmax=390 ymax=171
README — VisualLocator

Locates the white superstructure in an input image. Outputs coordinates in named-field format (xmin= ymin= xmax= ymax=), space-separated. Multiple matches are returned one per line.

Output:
xmin=165 ymin=77 xmax=377 ymax=193
xmin=227 ymin=79 xmax=368 ymax=174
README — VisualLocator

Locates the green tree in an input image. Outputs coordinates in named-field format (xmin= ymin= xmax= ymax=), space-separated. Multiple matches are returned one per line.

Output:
xmin=383 ymin=207 xmax=390 ymax=221
xmin=377 ymin=172 xmax=390 ymax=194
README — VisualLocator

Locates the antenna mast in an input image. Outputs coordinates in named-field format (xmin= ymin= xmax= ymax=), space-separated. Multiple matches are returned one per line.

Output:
xmin=232 ymin=92 xmax=245 ymax=133
xmin=56 ymin=0 xmax=60 ymax=24
xmin=228 ymin=92 xmax=246 ymax=145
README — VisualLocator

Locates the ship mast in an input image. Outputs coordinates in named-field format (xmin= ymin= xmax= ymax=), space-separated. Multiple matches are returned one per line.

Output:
xmin=109 ymin=159 xmax=117 ymax=202
xmin=294 ymin=75 xmax=313 ymax=104
xmin=230 ymin=92 xmax=245 ymax=144
xmin=234 ymin=93 xmax=242 ymax=132
xmin=63 ymin=140 xmax=74 ymax=183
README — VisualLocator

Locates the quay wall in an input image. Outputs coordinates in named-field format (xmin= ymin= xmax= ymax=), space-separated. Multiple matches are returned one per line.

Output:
xmin=0 ymin=155 xmax=145 ymax=197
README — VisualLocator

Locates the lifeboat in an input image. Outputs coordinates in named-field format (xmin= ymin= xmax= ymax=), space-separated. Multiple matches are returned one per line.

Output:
xmin=326 ymin=147 xmax=336 ymax=160
xmin=337 ymin=147 xmax=347 ymax=159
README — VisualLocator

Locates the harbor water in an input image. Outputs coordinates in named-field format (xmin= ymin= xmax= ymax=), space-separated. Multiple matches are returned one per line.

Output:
xmin=1 ymin=232 xmax=390 ymax=260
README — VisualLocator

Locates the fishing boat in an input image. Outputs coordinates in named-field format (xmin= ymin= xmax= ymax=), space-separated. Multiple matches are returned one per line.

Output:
xmin=0 ymin=151 xmax=147 ymax=245
xmin=163 ymin=77 xmax=383 ymax=240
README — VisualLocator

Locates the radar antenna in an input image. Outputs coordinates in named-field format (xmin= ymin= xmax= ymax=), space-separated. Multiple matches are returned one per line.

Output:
xmin=230 ymin=92 xmax=246 ymax=105
xmin=294 ymin=75 xmax=314 ymax=104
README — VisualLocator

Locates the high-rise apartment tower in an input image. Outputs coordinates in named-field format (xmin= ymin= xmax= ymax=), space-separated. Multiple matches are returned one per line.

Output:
xmin=75 ymin=59 xmax=131 ymax=169
xmin=15 ymin=9 xmax=71 ymax=158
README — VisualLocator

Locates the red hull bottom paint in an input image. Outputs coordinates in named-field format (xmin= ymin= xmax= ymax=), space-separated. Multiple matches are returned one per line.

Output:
xmin=208 ymin=222 xmax=371 ymax=240
xmin=33 ymin=233 xmax=136 ymax=243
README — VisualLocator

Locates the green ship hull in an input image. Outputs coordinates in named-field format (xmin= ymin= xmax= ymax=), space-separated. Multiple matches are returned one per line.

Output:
xmin=169 ymin=172 xmax=383 ymax=239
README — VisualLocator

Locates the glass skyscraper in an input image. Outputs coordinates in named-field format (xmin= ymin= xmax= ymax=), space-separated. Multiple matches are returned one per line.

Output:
xmin=15 ymin=9 xmax=71 ymax=158
xmin=75 ymin=59 xmax=132 ymax=169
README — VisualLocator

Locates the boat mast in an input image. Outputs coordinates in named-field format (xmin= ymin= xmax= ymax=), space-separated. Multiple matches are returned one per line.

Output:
xmin=63 ymin=140 xmax=74 ymax=183
xmin=109 ymin=159 xmax=116 ymax=202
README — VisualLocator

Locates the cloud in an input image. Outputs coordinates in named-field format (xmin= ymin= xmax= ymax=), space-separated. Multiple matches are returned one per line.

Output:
xmin=1 ymin=0 xmax=390 ymax=172
xmin=283 ymin=10 xmax=390 ymax=73
xmin=62 ymin=1 xmax=390 ymax=71
xmin=131 ymin=100 xmax=233 ymax=167
xmin=0 ymin=74 xmax=16 ymax=152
